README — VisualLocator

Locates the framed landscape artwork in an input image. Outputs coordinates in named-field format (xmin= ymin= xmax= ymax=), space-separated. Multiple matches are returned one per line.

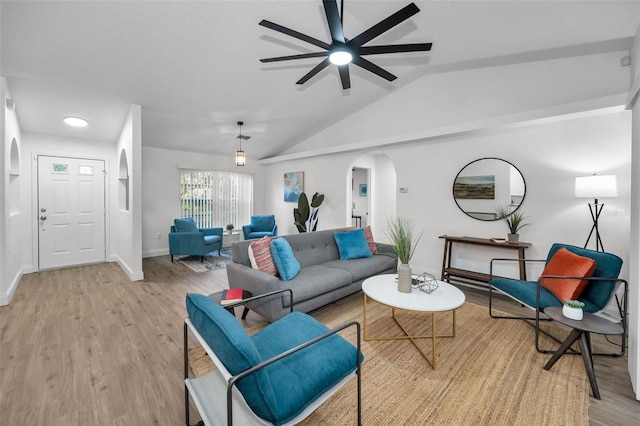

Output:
xmin=453 ymin=175 xmax=495 ymax=199
xmin=284 ymin=171 xmax=304 ymax=202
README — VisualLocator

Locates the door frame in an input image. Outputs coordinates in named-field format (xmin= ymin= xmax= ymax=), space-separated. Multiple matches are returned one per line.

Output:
xmin=31 ymin=153 xmax=110 ymax=271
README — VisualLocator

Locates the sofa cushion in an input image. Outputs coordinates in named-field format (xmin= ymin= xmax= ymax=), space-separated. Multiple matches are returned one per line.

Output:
xmin=185 ymin=293 xmax=279 ymax=422
xmin=334 ymin=229 xmax=373 ymax=260
xmin=271 ymin=238 xmax=301 ymax=281
xmin=281 ymin=265 xmax=353 ymax=304
xmin=203 ymin=235 xmax=221 ymax=245
xmin=540 ymin=247 xmax=596 ymax=301
xmin=323 ymin=254 xmax=396 ymax=282
xmin=252 ymin=215 xmax=275 ymax=232
xmin=174 ymin=217 xmax=199 ymax=233
xmin=248 ymin=236 xmax=278 ymax=276
xmin=251 ymin=311 xmax=362 ymax=424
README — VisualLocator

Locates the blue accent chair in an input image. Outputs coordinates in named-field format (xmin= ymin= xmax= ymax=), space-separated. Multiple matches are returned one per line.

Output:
xmin=242 ymin=215 xmax=278 ymax=240
xmin=184 ymin=289 xmax=362 ymax=425
xmin=168 ymin=217 xmax=223 ymax=262
xmin=489 ymin=243 xmax=628 ymax=356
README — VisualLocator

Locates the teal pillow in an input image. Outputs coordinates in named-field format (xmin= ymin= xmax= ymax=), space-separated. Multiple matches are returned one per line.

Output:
xmin=174 ymin=217 xmax=198 ymax=233
xmin=270 ymin=238 xmax=301 ymax=281
xmin=334 ymin=228 xmax=373 ymax=260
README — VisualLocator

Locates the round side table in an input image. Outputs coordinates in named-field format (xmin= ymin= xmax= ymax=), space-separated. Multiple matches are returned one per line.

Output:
xmin=543 ymin=306 xmax=623 ymax=400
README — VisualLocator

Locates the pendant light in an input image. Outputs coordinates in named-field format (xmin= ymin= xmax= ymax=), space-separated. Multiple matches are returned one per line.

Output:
xmin=235 ymin=121 xmax=250 ymax=166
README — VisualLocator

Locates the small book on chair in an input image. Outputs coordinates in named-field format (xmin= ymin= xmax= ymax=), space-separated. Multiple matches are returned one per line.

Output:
xmin=220 ymin=288 xmax=243 ymax=305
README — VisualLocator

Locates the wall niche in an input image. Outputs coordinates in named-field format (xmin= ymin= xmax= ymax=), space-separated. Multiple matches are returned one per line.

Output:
xmin=119 ymin=149 xmax=130 ymax=212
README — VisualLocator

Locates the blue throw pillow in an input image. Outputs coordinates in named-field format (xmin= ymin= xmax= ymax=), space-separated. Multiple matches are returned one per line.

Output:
xmin=174 ymin=217 xmax=198 ymax=233
xmin=270 ymin=238 xmax=301 ymax=281
xmin=334 ymin=228 xmax=373 ymax=260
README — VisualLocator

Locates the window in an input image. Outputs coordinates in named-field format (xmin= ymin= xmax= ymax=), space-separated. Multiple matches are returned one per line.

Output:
xmin=179 ymin=169 xmax=253 ymax=229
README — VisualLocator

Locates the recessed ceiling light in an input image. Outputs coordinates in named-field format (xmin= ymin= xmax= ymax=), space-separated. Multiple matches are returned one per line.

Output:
xmin=64 ymin=116 xmax=88 ymax=127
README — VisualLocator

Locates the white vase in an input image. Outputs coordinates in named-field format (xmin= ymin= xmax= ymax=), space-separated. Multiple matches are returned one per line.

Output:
xmin=397 ymin=263 xmax=412 ymax=293
xmin=562 ymin=305 xmax=583 ymax=320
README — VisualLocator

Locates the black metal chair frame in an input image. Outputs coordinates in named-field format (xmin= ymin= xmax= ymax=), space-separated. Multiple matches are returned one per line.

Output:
xmin=184 ymin=288 xmax=362 ymax=426
xmin=489 ymin=257 xmax=628 ymax=357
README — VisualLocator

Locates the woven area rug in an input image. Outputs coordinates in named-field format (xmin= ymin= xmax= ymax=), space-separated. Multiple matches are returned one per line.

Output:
xmin=178 ymin=248 xmax=232 ymax=272
xmin=195 ymin=293 xmax=589 ymax=425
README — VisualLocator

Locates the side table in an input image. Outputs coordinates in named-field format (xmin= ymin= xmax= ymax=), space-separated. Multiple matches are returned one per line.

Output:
xmin=222 ymin=229 xmax=241 ymax=248
xmin=543 ymin=306 xmax=623 ymax=400
xmin=208 ymin=289 xmax=252 ymax=320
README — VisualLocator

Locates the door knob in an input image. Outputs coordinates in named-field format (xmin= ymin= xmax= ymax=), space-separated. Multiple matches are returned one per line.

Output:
xmin=40 ymin=216 xmax=47 ymax=221
xmin=40 ymin=208 xmax=47 ymax=212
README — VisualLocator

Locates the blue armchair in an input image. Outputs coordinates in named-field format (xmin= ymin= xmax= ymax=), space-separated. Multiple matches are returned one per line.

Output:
xmin=242 ymin=215 xmax=278 ymax=240
xmin=168 ymin=218 xmax=223 ymax=262
xmin=489 ymin=243 xmax=627 ymax=356
xmin=184 ymin=290 xmax=362 ymax=425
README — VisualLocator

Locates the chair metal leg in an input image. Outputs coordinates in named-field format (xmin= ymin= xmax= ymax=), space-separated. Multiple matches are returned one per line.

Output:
xmin=171 ymin=255 xmax=174 ymax=262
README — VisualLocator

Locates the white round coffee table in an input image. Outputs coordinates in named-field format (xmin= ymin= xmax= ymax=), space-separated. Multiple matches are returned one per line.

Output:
xmin=362 ymin=274 xmax=465 ymax=369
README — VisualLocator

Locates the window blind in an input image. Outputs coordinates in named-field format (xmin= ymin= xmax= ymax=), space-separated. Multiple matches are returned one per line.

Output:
xmin=179 ymin=169 xmax=253 ymax=229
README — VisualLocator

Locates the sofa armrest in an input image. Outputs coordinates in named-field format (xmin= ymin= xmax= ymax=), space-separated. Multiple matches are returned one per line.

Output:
xmin=226 ymin=262 xmax=282 ymax=295
xmin=242 ymin=224 xmax=252 ymax=240
xmin=201 ymin=227 xmax=223 ymax=237
xmin=272 ymin=224 xmax=278 ymax=236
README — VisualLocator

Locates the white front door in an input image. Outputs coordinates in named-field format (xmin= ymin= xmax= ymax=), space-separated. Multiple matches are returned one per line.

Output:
xmin=38 ymin=156 xmax=106 ymax=269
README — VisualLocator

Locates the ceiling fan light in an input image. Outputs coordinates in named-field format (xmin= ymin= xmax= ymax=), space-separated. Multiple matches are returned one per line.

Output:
xmin=235 ymin=150 xmax=246 ymax=167
xmin=329 ymin=49 xmax=352 ymax=65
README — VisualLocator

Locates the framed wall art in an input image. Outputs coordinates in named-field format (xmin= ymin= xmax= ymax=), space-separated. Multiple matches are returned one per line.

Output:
xmin=284 ymin=171 xmax=304 ymax=202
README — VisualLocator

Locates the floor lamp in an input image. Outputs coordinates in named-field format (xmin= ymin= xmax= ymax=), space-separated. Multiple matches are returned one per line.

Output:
xmin=575 ymin=174 xmax=618 ymax=252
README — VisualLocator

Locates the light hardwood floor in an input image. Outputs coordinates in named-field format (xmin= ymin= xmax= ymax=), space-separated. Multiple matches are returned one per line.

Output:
xmin=1 ymin=256 xmax=638 ymax=425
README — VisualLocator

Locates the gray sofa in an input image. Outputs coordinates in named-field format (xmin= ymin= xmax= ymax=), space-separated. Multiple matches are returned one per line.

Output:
xmin=226 ymin=228 xmax=397 ymax=322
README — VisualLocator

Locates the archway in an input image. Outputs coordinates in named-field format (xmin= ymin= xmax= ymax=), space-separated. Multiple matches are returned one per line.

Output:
xmin=347 ymin=152 xmax=397 ymax=242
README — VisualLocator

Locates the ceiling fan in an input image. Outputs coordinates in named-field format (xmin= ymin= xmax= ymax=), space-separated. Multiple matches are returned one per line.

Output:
xmin=259 ymin=0 xmax=432 ymax=90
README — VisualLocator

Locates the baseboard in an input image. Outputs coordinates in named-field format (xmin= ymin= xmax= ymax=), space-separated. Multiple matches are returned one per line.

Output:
xmin=143 ymin=248 xmax=169 ymax=258
xmin=115 ymin=255 xmax=144 ymax=281
xmin=0 ymin=265 xmax=28 ymax=306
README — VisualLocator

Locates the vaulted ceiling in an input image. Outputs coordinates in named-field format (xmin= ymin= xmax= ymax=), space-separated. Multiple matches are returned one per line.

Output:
xmin=2 ymin=1 xmax=639 ymax=161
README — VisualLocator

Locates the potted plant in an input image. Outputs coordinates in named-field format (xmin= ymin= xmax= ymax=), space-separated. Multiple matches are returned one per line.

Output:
xmin=562 ymin=299 xmax=585 ymax=320
xmin=293 ymin=192 xmax=325 ymax=233
xmin=225 ymin=224 xmax=234 ymax=231
xmin=496 ymin=206 xmax=529 ymax=243
xmin=387 ymin=217 xmax=422 ymax=293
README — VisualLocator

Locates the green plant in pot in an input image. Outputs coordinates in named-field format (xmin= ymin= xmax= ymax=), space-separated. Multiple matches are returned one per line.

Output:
xmin=496 ymin=206 xmax=529 ymax=243
xmin=293 ymin=192 xmax=325 ymax=233
xmin=562 ymin=299 xmax=585 ymax=320
xmin=387 ymin=217 xmax=422 ymax=293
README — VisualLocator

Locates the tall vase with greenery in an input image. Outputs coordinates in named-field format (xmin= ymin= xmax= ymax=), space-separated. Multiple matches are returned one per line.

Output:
xmin=293 ymin=192 xmax=325 ymax=233
xmin=496 ymin=206 xmax=529 ymax=243
xmin=387 ymin=217 xmax=422 ymax=293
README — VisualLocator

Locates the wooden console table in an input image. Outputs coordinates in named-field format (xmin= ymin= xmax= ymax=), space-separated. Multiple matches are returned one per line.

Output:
xmin=439 ymin=235 xmax=531 ymax=287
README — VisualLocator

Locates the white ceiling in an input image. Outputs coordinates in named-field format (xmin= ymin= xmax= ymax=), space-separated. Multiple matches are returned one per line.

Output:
xmin=2 ymin=1 xmax=639 ymax=161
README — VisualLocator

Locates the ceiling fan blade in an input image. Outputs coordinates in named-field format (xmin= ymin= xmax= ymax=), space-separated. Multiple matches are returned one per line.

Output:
xmin=350 ymin=3 xmax=420 ymax=47
xmin=352 ymin=56 xmax=397 ymax=82
xmin=323 ymin=0 xmax=345 ymax=43
xmin=359 ymin=43 xmax=432 ymax=55
xmin=259 ymin=19 xmax=331 ymax=50
xmin=296 ymin=58 xmax=331 ymax=85
xmin=260 ymin=52 xmax=328 ymax=63
xmin=338 ymin=64 xmax=351 ymax=89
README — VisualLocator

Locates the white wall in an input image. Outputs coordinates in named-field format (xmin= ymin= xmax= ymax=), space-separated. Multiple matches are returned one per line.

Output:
xmin=140 ymin=146 xmax=266 ymax=258
xmin=626 ymin=22 xmax=640 ymax=400
xmin=114 ymin=105 xmax=143 ymax=280
xmin=1 ymin=78 xmax=25 ymax=305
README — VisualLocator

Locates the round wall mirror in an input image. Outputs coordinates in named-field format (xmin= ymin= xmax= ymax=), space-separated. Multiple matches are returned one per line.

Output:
xmin=453 ymin=158 xmax=526 ymax=221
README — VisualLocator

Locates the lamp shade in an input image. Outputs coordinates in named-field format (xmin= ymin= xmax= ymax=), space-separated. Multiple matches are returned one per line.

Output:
xmin=575 ymin=175 xmax=618 ymax=198
xmin=235 ymin=150 xmax=246 ymax=167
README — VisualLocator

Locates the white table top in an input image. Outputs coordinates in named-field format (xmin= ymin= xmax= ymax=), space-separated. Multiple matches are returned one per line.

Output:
xmin=362 ymin=274 xmax=465 ymax=312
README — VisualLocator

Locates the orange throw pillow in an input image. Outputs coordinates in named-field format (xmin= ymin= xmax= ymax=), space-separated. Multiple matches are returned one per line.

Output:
xmin=344 ymin=226 xmax=377 ymax=254
xmin=248 ymin=236 xmax=277 ymax=276
xmin=540 ymin=247 xmax=596 ymax=301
